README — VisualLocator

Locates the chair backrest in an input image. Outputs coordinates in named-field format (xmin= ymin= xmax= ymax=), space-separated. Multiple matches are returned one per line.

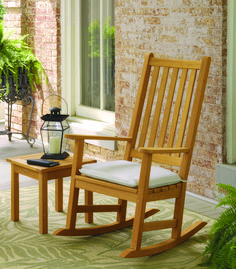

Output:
xmin=124 ymin=53 xmax=211 ymax=180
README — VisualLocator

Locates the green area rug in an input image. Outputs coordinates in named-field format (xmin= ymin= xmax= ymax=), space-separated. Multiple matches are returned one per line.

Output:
xmin=0 ymin=181 xmax=212 ymax=268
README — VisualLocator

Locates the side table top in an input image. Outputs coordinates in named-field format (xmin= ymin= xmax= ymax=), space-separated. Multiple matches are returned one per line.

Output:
xmin=6 ymin=152 xmax=95 ymax=172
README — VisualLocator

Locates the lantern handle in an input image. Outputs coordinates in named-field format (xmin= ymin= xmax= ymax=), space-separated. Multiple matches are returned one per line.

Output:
xmin=41 ymin=94 xmax=68 ymax=115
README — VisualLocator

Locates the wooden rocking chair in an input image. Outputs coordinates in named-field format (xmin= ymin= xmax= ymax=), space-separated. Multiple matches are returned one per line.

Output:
xmin=54 ymin=53 xmax=211 ymax=258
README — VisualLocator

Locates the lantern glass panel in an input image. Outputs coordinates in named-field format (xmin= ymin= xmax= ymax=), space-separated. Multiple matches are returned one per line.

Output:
xmin=41 ymin=121 xmax=69 ymax=155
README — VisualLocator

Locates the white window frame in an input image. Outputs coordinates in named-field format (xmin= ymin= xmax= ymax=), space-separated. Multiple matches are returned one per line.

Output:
xmin=227 ymin=0 xmax=236 ymax=164
xmin=61 ymin=0 xmax=116 ymax=150
xmin=216 ymin=0 xmax=236 ymax=188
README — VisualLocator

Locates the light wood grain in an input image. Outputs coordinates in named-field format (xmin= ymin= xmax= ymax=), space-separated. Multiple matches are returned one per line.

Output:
xmin=8 ymin=152 xmax=96 ymax=234
xmin=54 ymin=53 xmax=211 ymax=258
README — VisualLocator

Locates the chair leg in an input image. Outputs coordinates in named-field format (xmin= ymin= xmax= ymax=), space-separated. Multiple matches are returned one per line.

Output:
xmin=120 ymin=184 xmax=208 ymax=258
xmin=117 ymin=199 xmax=127 ymax=223
xmin=65 ymin=180 xmax=80 ymax=230
xmin=171 ymin=184 xmax=186 ymax=239
xmin=85 ymin=190 xmax=93 ymax=223
xmin=129 ymin=153 xmax=152 ymax=251
xmin=130 ymin=201 xmax=147 ymax=251
xmin=121 ymin=220 xmax=207 ymax=258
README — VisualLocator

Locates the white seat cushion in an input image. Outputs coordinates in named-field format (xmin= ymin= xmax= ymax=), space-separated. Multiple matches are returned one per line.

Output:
xmin=80 ymin=160 xmax=182 ymax=189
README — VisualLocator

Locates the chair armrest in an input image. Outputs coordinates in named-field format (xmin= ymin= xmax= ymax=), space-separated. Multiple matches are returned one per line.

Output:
xmin=65 ymin=134 xmax=133 ymax=142
xmin=138 ymin=147 xmax=190 ymax=154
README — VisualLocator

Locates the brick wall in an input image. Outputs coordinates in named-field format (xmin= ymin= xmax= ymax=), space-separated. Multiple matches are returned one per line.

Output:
xmin=3 ymin=0 xmax=61 ymax=140
xmin=114 ymin=0 xmax=226 ymax=199
xmin=3 ymin=0 xmax=24 ymax=135
xmin=3 ymin=0 xmax=226 ymax=199
xmin=23 ymin=0 xmax=61 ymax=140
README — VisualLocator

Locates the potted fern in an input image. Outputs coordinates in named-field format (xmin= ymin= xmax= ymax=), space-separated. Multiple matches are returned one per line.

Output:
xmin=0 ymin=21 xmax=47 ymax=98
xmin=201 ymin=183 xmax=236 ymax=268
xmin=0 ymin=20 xmax=47 ymax=144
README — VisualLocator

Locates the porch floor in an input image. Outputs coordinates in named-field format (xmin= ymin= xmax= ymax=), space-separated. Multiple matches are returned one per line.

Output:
xmin=0 ymin=127 xmax=225 ymax=220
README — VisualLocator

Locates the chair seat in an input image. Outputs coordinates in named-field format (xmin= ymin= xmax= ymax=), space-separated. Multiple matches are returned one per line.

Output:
xmin=80 ymin=160 xmax=182 ymax=188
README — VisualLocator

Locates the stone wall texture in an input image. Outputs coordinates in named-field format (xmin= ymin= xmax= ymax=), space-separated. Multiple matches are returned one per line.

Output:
xmin=4 ymin=0 xmax=61 ymax=140
xmin=3 ymin=0 xmax=227 ymax=199
xmin=115 ymin=0 xmax=227 ymax=199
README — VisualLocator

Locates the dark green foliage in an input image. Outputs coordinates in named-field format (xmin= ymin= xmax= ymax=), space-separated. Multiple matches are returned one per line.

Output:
xmin=201 ymin=184 xmax=236 ymax=268
xmin=0 ymin=22 xmax=47 ymax=93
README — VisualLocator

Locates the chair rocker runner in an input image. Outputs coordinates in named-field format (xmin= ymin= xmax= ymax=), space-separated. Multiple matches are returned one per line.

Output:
xmin=54 ymin=53 xmax=211 ymax=258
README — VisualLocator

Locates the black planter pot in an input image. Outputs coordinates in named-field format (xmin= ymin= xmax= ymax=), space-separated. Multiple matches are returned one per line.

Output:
xmin=0 ymin=67 xmax=35 ymax=146
xmin=0 ymin=67 xmax=32 ymax=105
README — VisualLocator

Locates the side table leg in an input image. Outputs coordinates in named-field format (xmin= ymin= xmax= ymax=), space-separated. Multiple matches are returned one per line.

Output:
xmin=11 ymin=165 xmax=19 ymax=221
xmin=39 ymin=175 xmax=48 ymax=234
xmin=55 ymin=177 xmax=63 ymax=212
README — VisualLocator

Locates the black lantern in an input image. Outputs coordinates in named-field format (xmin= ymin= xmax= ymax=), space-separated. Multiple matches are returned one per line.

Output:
xmin=40 ymin=106 xmax=69 ymax=160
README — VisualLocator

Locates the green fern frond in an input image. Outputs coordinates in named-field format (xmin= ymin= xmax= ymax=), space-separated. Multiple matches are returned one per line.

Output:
xmin=217 ymin=183 xmax=236 ymax=208
xmin=210 ymin=206 xmax=236 ymax=235
xmin=0 ymin=21 xmax=47 ymax=93
xmin=209 ymin=237 xmax=236 ymax=269
xmin=228 ymin=240 xmax=236 ymax=269
xmin=201 ymin=184 xmax=236 ymax=269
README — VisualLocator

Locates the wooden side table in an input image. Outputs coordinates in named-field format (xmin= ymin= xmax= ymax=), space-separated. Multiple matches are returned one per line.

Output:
xmin=7 ymin=152 xmax=96 ymax=234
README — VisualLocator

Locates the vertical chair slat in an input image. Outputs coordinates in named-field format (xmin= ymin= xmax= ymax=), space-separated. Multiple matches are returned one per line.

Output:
xmin=138 ymin=66 xmax=160 ymax=148
xmin=148 ymin=67 xmax=169 ymax=147
xmin=175 ymin=69 xmax=197 ymax=154
xmin=124 ymin=53 xmax=153 ymax=160
xmin=167 ymin=68 xmax=188 ymax=148
xmin=179 ymin=56 xmax=211 ymax=180
xmin=158 ymin=68 xmax=179 ymax=147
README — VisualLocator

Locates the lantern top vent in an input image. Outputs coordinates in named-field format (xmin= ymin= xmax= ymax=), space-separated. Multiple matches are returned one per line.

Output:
xmin=41 ymin=106 xmax=69 ymax=122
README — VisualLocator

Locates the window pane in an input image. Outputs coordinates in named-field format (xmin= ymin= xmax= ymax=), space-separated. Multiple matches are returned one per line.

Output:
xmin=81 ymin=0 xmax=115 ymax=112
